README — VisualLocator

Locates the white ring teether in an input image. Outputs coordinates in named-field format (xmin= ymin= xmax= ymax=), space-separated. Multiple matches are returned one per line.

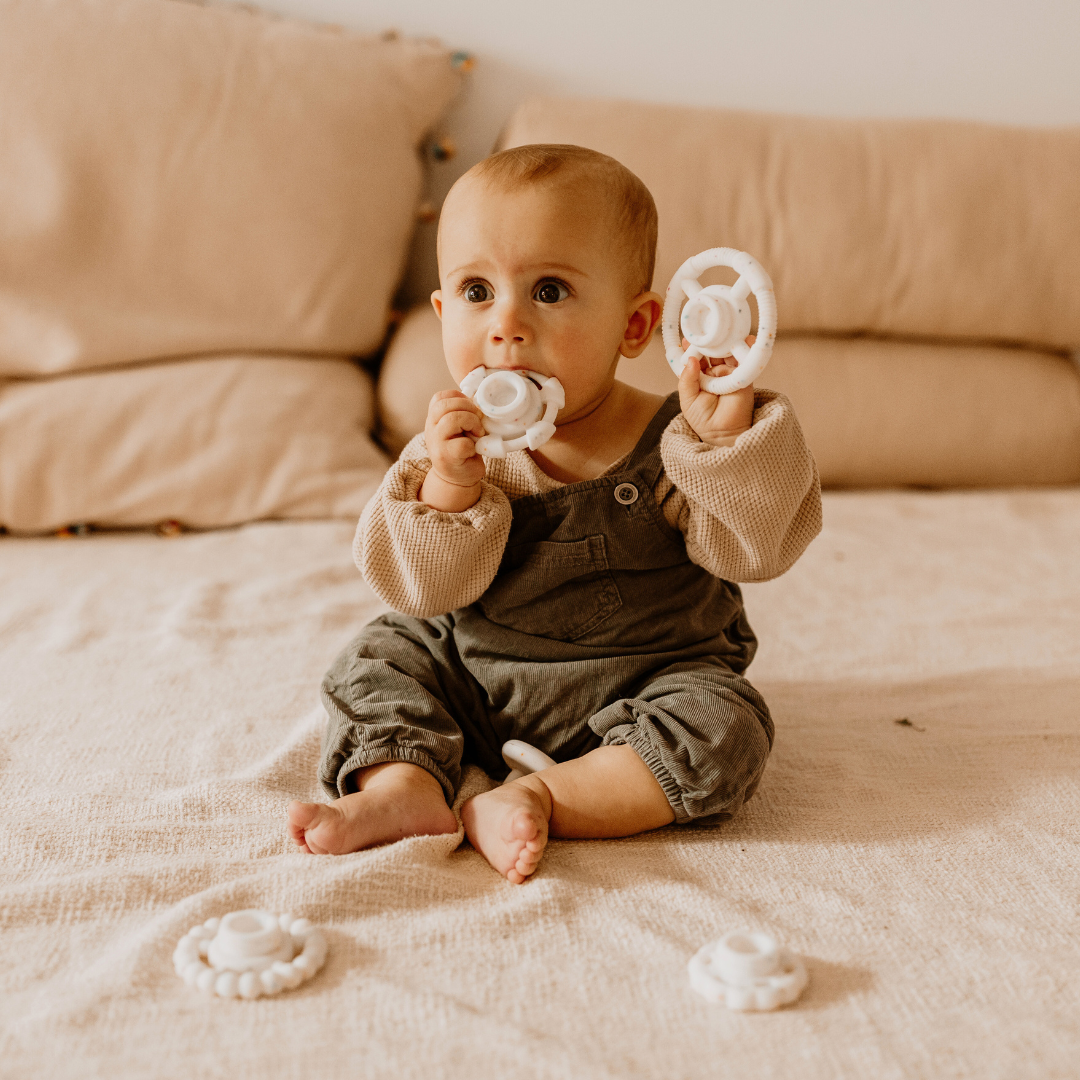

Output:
xmin=459 ymin=367 xmax=564 ymax=458
xmin=688 ymin=930 xmax=808 ymax=1011
xmin=662 ymin=248 xmax=777 ymax=395
xmin=173 ymin=910 xmax=328 ymax=999
xmin=501 ymin=739 xmax=557 ymax=784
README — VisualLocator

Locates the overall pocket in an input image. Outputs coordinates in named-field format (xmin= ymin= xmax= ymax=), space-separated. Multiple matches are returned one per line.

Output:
xmin=478 ymin=534 xmax=623 ymax=642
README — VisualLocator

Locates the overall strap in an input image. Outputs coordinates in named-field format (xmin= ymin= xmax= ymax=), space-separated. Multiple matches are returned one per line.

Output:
xmin=621 ymin=391 xmax=682 ymax=480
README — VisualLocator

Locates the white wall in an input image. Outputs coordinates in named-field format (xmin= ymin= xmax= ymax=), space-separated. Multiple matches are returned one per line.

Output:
xmin=253 ymin=0 xmax=1080 ymax=302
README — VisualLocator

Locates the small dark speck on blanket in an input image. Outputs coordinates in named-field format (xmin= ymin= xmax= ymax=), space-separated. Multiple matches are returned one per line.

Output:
xmin=894 ymin=717 xmax=926 ymax=732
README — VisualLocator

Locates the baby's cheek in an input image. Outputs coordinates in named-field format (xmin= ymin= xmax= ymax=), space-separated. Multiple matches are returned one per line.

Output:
xmin=550 ymin=323 xmax=616 ymax=382
xmin=440 ymin=319 xmax=484 ymax=383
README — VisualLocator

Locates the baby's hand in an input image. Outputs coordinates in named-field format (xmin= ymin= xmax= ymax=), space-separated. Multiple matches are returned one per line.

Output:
xmin=677 ymin=336 xmax=755 ymax=447
xmin=419 ymin=390 xmax=486 ymax=511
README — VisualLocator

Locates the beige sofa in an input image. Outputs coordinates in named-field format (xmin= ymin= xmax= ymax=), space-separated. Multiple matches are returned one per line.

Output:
xmin=379 ymin=98 xmax=1080 ymax=488
xmin=2 ymin=3 xmax=1078 ymax=1078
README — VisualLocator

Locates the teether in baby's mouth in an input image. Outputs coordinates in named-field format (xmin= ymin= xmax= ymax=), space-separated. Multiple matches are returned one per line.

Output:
xmin=459 ymin=367 xmax=565 ymax=458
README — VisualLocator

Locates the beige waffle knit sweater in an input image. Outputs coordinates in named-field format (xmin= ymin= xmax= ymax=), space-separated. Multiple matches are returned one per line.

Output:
xmin=356 ymin=390 xmax=821 ymax=617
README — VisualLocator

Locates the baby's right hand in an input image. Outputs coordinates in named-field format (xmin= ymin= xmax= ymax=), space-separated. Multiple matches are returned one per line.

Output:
xmin=419 ymin=390 xmax=486 ymax=511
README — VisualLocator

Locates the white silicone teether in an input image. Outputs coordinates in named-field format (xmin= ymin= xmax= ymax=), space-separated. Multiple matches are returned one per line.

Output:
xmin=501 ymin=739 xmax=557 ymax=784
xmin=173 ymin=910 xmax=328 ymax=999
xmin=459 ymin=367 xmax=564 ymax=458
xmin=662 ymin=248 xmax=777 ymax=395
xmin=688 ymin=930 xmax=808 ymax=1011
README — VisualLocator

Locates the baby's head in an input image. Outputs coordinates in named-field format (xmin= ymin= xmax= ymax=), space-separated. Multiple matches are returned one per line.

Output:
xmin=432 ymin=144 xmax=662 ymax=419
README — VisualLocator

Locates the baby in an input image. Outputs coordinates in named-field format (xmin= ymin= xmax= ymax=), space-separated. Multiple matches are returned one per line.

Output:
xmin=288 ymin=144 xmax=821 ymax=883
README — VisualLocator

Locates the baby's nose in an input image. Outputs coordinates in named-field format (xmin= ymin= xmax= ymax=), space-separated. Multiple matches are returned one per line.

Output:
xmin=488 ymin=301 xmax=531 ymax=345
xmin=489 ymin=324 xmax=528 ymax=345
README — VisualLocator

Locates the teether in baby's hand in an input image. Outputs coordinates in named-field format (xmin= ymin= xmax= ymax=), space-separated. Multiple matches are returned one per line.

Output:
xmin=419 ymin=370 xmax=565 ymax=511
xmin=662 ymin=248 xmax=776 ymax=393
xmin=663 ymin=247 xmax=777 ymax=446
xmin=458 ymin=367 xmax=564 ymax=459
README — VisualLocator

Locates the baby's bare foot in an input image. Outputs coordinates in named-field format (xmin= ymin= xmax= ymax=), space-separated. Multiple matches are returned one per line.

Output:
xmin=461 ymin=779 xmax=551 ymax=884
xmin=287 ymin=762 xmax=457 ymax=855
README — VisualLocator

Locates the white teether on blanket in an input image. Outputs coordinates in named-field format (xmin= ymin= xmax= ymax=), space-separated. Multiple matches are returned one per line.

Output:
xmin=688 ymin=930 xmax=808 ymax=1011
xmin=173 ymin=910 xmax=327 ymax=999
xmin=459 ymin=367 xmax=564 ymax=458
xmin=662 ymin=248 xmax=777 ymax=396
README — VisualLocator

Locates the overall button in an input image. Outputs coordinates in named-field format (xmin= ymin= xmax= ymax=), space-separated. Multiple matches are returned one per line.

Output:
xmin=614 ymin=483 xmax=639 ymax=506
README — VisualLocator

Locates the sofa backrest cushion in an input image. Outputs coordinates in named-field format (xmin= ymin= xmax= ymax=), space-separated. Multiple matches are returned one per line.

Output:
xmin=500 ymin=97 xmax=1080 ymax=353
xmin=377 ymin=304 xmax=1080 ymax=489
xmin=0 ymin=0 xmax=461 ymax=376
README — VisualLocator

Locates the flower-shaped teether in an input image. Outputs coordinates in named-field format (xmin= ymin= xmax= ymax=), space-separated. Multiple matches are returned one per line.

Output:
xmin=173 ymin=910 xmax=328 ymax=999
xmin=688 ymin=930 xmax=808 ymax=1011
xmin=459 ymin=367 xmax=564 ymax=458
xmin=662 ymin=248 xmax=777 ymax=396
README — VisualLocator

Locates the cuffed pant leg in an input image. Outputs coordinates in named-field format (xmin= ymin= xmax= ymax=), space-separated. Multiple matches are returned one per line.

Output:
xmin=319 ymin=613 xmax=481 ymax=804
xmin=588 ymin=658 xmax=773 ymax=824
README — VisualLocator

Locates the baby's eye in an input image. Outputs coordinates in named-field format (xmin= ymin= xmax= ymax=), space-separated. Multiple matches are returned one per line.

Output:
xmin=464 ymin=282 xmax=492 ymax=303
xmin=534 ymin=280 xmax=569 ymax=304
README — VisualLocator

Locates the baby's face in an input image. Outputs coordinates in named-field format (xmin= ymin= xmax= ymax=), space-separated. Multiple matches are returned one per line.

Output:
xmin=432 ymin=176 xmax=656 ymax=420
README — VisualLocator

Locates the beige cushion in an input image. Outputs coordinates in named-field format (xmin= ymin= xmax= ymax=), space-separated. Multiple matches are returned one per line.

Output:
xmin=376 ymin=306 xmax=458 ymax=455
xmin=500 ymin=98 xmax=1080 ymax=353
xmin=769 ymin=341 xmax=1080 ymax=488
xmin=635 ymin=334 xmax=1080 ymax=488
xmin=0 ymin=358 xmax=389 ymax=532
xmin=0 ymin=0 xmax=461 ymax=376
xmin=378 ymin=304 xmax=1080 ymax=487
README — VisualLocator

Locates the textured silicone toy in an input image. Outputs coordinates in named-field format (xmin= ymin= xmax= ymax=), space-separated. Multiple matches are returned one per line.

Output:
xmin=662 ymin=248 xmax=777 ymax=396
xmin=688 ymin=930 xmax=808 ymax=1011
xmin=501 ymin=739 xmax=557 ymax=784
xmin=173 ymin=910 xmax=328 ymax=999
xmin=459 ymin=367 xmax=565 ymax=458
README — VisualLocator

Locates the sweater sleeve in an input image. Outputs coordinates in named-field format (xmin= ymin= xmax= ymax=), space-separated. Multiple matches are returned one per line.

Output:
xmin=353 ymin=434 xmax=513 ymax=617
xmin=657 ymin=390 xmax=822 ymax=582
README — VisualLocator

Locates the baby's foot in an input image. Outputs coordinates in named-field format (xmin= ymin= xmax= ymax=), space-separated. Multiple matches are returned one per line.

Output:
xmin=287 ymin=763 xmax=457 ymax=855
xmin=461 ymin=780 xmax=550 ymax=884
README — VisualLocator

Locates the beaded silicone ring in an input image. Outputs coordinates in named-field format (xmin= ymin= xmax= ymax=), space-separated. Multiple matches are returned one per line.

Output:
xmin=173 ymin=910 xmax=328 ymax=999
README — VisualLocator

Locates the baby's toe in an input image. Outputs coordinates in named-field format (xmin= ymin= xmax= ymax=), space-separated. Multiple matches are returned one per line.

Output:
xmin=504 ymin=809 xmax=539 ymax=844
xmin=287 ymin=800 xmax=321 ymax=831
xmin=511 ymin=856 xmax=539 ymax=882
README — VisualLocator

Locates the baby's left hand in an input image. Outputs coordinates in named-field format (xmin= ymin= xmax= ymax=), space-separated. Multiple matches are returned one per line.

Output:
xmin=677 ymin=336 xmax=755 ymax=446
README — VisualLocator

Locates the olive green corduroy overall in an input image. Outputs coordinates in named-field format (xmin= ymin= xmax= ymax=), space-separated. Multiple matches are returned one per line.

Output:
xmin=320 ymin=393 xmax=773 ymax=824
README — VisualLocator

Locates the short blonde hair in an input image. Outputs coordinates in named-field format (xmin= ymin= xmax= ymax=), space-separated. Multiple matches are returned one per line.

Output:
xmin=466 ymin=144 xmax=658 ymax=295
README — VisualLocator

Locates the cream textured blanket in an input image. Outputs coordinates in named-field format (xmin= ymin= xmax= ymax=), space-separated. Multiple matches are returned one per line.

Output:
xmin=2 ymin=491 xmax=1078 ymax=1079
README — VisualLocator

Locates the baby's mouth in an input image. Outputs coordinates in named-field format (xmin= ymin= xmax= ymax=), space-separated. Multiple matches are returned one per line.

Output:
xmin=485 ymin=362 xmax=542 ymax=376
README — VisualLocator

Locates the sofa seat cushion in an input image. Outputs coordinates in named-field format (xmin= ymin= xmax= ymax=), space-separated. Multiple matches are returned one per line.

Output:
xmin=0 ymin=357 xmax=388 ymax=532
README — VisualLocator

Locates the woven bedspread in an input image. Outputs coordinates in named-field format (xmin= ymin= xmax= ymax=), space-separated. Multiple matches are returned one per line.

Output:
xmin=2 ymin=490 xmax=1078 ymax=1079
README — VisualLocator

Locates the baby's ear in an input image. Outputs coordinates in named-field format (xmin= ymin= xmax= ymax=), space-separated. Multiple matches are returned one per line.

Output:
xmin=431 ymin=291 xmax=444 ymax=320
xmin=620 ymin=292 xmax=662 ymax=357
